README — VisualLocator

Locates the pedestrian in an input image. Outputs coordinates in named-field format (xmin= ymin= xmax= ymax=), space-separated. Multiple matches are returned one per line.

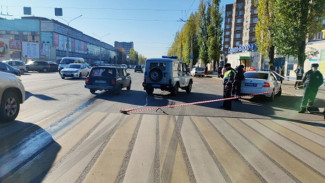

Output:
xmin=205 ymin=66 xmax=208 ymax=75
xmin=232 ymin=65 xmax=245 ymax=98
xmin=280 ymin=67 xmax=285 ymax=84
xmin=221 ymin=63 xmax=236 ymax=110
xmin=221 ymin=66 xmax=227 ymax=78
xmin=294 ymin=65 xmax=304 ymax=89
xmin=299 ymin=63 xmax=324 ymax=113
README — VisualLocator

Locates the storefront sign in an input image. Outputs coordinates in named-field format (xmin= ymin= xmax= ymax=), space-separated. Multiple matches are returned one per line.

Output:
xmin=228 ymin=44 xmax=257 ymax=54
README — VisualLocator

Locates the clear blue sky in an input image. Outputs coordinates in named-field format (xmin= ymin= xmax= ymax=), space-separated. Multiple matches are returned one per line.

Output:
xmin=0 ymin=0 xmax=233 ymax=58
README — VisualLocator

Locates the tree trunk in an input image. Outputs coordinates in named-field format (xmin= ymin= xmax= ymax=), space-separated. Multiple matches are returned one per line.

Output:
xmin=298 ymin=40 xmax=306 ymax=68
xmin=268 ymin=45 xmax=275 ymax=71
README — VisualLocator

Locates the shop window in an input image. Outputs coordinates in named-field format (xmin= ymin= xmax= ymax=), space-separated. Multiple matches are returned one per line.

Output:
xmin=225 ymin=38 xmax=230 ymax=42
xmin=226 ymin=25 xmax=231 ymax=29
xmin=224 ymin=44 xmax=229 ymax=48
xmin=235 ymin=41 xmax=241 ymax=46
xmin=235 ymin=33 xmax=242 ymax=38
xmin=225 ymin=31 xmax=230 ymax=36
xmin=237 ymin=10 xmax=243 ymax=16
xmin=226 ymin=18 xmax=232 ymax=23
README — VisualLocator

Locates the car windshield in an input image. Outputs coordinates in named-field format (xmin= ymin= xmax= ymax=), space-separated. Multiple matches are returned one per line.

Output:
xmin=61 ymin=59 xmax=75 ymax=64
xmin=91 ymin=68 xmax=116 ymax=77
xmin=69 ymin=64 xmax=81 ymax=69
xmin=244 ymin=72 xmax=268 ymax=79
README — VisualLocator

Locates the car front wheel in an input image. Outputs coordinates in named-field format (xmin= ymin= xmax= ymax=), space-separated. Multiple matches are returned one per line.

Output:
xmin=146 ymin=87 xmax=154 ymax=95
xmin=0 ymin=91 xmax=20 ymax=122
xmin=90 ymin=89 xmax=96 ymax=94
xmin=127 ymin=81 xmax=131 ymax=90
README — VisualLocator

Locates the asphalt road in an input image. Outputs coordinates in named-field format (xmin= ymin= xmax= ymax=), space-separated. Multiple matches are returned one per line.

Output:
xmin=0 ymin=71 xmax=324 ymax=182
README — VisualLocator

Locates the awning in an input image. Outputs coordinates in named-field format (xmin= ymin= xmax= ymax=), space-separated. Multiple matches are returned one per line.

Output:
xmin=240 ymin=56 xmax=251 ymax=60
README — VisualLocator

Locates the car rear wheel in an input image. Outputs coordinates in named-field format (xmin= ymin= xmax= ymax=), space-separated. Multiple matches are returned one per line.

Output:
xmin=276 ymin=87 xmax=282 ymax=96
xmin=90 ymin=89 xmax=96 ymax=94
xmin=127 ymin=81 xmax=131 ymax=90
xmin=186 ymin=82 xmax=192 ymax=93
xmin=114 ymin=85 xmax=122 ymax=95
xmin=0 ymin=91 xmax=20 ymax=122
xmin=146 ymin=87 xmax=154 ymax=95
xmin=61 ymin=76 xmax=65 ymax=79
xmin=171 ymin=83 xmax=179 ymax=95
xmin=269 ymin=91 xmax=275 ymax=102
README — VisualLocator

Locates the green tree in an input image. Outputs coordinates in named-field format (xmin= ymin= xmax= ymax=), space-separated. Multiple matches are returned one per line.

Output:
xmin=208 ymin=0 xmax=223 ymax=71
xmin=274 ymin=0 xmax=325 ymax=67
xmin=129 ymin=48 xmax=138 ymax=64
xmin=198 ymin=0 xmax=210 ymax=65
xmin=255 ymin=0 xmax=276 ymax=70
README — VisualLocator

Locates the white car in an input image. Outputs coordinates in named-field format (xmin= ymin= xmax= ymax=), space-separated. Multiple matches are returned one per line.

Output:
xmin=191 ymin=67 xmax=205 ymax=77
xmin=2 ymin=60 xmax=27 ymax=74
xmin=60 ymin=63 xmax=90 ymax=79
xmin=241 ymin=71 xmax=281 ymax=101
xmin=0 ymin=72 xmax=25 ymax=122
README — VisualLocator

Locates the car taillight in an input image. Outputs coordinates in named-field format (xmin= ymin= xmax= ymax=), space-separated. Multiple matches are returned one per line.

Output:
xmin=263 ymin=82 xmax=270 ymax=87
xmin=48 ymin=65 xmax=51 ymax=68
xmin=111 ymin=78 xmax=116 ymax=85
xmin=85 ymin=77 xmax=90 ymax=83
xmin=143 ymin=77 xmax=146 ymax=83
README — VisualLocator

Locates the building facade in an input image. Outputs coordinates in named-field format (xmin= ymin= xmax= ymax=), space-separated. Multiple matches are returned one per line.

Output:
xmin=114 ymin=41 xmax=134 ymax=56
xmin=223 ymin=0 xmax=259 ymax=71
xmin=0 ymin=17 xmax=117 ymax=64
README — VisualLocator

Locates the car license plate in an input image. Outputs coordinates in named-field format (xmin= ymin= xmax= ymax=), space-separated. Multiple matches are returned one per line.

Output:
xmin=152 ymin=84 xmax=160 ymax=88
xmin=245 ymin=83 xmax=257 ymax=87
xmin=95 ymin=80 xmax=106 ymax=84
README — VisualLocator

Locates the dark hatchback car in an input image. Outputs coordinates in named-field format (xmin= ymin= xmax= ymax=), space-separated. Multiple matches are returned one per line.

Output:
xmin=0 ymin=62 xmax=21 ymax=76
xmin=134 ymin=65 xmax=143 ymax=73
xmin=85 ymin=66 xmax=131 ymax=94
xmin=26 ymin=61 xmax=58 ymax=72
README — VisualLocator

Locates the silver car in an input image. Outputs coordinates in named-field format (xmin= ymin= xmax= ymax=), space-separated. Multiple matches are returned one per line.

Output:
xmin=0 ymin=72 xmax=25 ymax=122
xmin=60 ymin=63 xmax=90 ymax=79
xmin=2 ymin=60 xmax=27 ymax=74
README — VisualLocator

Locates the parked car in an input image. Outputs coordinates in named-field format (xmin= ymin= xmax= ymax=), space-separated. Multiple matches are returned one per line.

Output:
xmin=241 ymin=71 xmax=282 ymax=101
xmin=134 ymin=65 xmax=143 ymax=73
xmin=60 ymin=63 xmax=90 ymax=79
xmin=121 ymin=64 xmax=127 ymax=69
xmin=26 ymin=61 xmax=58 ymax=72
xmin=0 ymin=72 xmax=25 ymax=122
xmin=58 ymin=57 xmax=86 ymax=71
xmin=85 ymin=66 xmax=131 ymax=94
xmin=142 ymin=57 xmax=193 ymax=95
xmin=0 ymin=62 xmax=21 ymax=76
xmin=2 ymin=60 xmax=27 ymax=74
xmin=191 ymin=67 xmax=205 ymax=77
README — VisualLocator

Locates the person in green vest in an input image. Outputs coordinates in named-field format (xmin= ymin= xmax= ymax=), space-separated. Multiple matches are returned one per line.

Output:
xmin=221 ymin=63 xmax=236 ymax=110
xmin=299 ymin=63 xmax=324 ymax=113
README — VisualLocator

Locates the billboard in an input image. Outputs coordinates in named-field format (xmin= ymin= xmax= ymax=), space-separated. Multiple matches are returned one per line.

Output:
xmin=0 ymin=38 xmax=10 ymax=59
xmin=9 ymin=40 xmax=22 ymax=50
xmin=22 ymin=42 xmax=39 ymax=59
xmin=320 ymin=49 xmax=325 ymax=74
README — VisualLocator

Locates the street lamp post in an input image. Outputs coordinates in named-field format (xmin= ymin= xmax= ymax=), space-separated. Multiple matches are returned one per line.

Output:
xmin=58 ymin=15 xmax=82 ymax=57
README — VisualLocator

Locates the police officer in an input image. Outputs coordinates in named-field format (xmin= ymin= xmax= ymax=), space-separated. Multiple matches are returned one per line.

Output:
xmin=299 ymin=63 xmax=324 ymax=113
xmin=222 ymin=63 xmax=236 ymax=110
xmin=232 ymin=65 xmax=245 ymax=97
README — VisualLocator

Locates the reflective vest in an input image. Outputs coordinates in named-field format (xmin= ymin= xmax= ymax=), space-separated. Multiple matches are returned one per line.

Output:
xmin=223 ymin=69 xmax=236 ymax=82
